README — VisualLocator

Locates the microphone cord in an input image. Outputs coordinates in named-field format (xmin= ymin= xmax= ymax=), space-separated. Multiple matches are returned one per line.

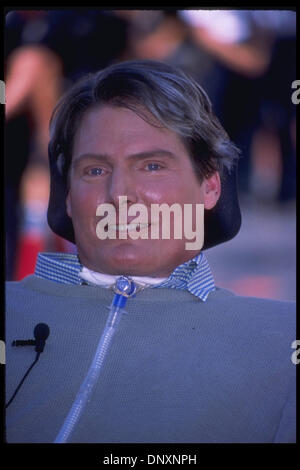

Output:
xmin=5 ymin=352 xmax=41 ymax=409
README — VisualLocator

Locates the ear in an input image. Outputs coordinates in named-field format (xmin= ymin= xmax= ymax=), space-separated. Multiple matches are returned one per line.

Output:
xmin=203 ymin=172 xmax=221 ymax=210
xmin=66 ymin=190 xmax=72 ymax=218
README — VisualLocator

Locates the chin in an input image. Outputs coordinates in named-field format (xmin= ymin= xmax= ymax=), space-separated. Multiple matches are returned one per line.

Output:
xmin=88 ymin=242 xmax=143 ymax=272
xmin=81 ymin=239 xmax=179 ymax=277
xmin=103 ymin=254 xmax=153 ymax=276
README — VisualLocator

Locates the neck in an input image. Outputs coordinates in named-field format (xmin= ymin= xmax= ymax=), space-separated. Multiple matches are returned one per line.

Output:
xmin=79 ymin=266 xmax=168 ymax=288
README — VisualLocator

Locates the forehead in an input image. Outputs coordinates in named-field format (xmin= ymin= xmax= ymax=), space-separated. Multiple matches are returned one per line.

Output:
xmin=72 ymin=104 xmax=190 ymax=160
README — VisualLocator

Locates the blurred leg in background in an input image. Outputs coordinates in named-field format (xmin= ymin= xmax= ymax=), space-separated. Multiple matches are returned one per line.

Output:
xmin=5 ymin=114 xmax=30 ymax=280
xmin=5 ymin=44 xmax=63 ymax=280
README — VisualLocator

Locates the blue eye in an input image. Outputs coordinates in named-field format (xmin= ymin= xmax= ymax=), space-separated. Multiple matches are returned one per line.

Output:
xmin=146 ymin=163 xmax=161 ymax=171
xmin=88 ymin=168 xmax=103 ymax=176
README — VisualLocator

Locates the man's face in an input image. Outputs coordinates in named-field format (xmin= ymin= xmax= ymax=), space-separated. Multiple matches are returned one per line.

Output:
xmin=66 ymin=105 xmax=220 ymax=277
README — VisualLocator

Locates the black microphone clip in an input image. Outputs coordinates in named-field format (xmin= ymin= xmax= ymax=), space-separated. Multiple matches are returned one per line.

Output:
xmin=12 ymin=323 xmax=50 ymax=353
xmin=12 ymin=339 xmax=36 ymax=347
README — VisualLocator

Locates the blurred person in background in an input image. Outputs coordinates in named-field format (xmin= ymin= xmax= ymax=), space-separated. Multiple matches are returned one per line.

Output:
xmin=120 ymin=8 xmax=296 ymax=203
xmin=115 ymin=9 xmax=272 ymax=198
xmin=5 ymin=42 xmax=63 ymax=279
xmin=179 ymin=9 xmax=296 ymax=203
xmin=5 ymin=9 xmax=129 ymax=280
xmin=116 ymin=10 xmax=221 ymax=112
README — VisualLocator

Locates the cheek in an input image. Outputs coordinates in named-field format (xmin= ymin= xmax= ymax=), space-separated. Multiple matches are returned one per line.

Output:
xmin=140 ymin=179 xmax=188 ymax=204
xmin=184 ymin=179 xmax=206 ymax=204
xmin=142 ymin=188 xmax=173 ymax=204
xmin=69 ymin=183 xmax=105 ymax=215
xmin=152 ymin=182 xmax=204 ymax=205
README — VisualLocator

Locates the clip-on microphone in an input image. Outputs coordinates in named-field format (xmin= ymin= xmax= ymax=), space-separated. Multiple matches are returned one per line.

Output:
xmin=6 ymin=323 xmax=50 ymax=408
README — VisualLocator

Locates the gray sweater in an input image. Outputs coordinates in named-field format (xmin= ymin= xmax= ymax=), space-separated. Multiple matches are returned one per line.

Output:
xmin=5 ymin=275 xmax=296 ymax=443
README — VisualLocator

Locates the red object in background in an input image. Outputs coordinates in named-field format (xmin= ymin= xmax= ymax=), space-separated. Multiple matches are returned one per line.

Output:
xmin=15 ymin=233 xmax=46 ymax=280
xmin=14 ymin=232 xmax=75 ymax=280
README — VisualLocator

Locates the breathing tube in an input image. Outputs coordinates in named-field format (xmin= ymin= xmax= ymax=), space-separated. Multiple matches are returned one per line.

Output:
xmin=54 ymin=276 xmax=137 ymax=443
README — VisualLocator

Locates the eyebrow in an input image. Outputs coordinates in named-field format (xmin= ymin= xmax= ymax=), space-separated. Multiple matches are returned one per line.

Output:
xmin=72 ymin=149 xmax=179 ymax=169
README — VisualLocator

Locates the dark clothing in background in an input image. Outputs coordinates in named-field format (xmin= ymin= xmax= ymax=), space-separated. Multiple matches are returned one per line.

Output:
xmin=5 ymin=9 xmax=128 ymax=81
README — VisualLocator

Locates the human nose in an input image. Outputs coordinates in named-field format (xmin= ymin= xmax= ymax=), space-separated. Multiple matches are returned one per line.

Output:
xmin=106 ymin=167 xmax=138 ymax=207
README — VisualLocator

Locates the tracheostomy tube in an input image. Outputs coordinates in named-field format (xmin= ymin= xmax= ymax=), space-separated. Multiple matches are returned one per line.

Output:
xmin=54 ymin=276 xmax=136 ymax=444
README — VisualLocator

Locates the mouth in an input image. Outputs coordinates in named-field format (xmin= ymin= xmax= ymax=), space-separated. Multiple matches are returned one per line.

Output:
xmin=110 ymin=223 xmax=150 ymax=232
